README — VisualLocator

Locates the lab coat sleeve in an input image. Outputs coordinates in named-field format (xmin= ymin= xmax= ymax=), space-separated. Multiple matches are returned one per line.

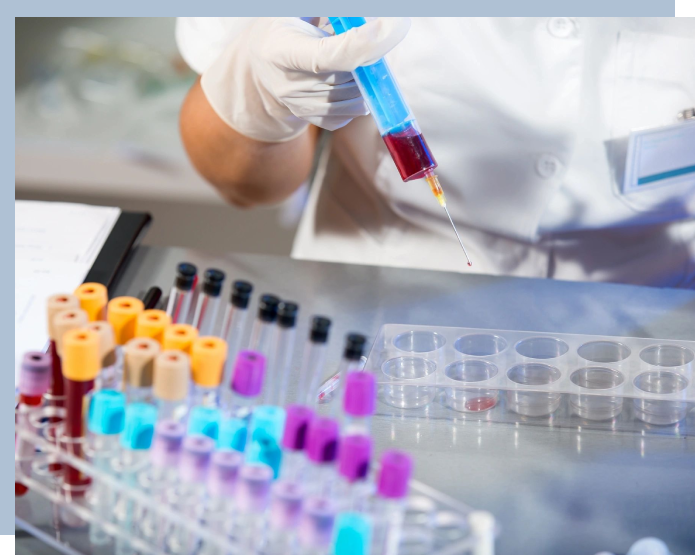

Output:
xmin=175 ymin=17 xmax=256 ymax=75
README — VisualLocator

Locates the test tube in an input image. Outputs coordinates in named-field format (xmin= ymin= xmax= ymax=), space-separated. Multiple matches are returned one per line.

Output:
xmin=107 ymin=296 xmax=145 ymax=390
xmin=166 ymin=262 xmax=197 ymax=324
xmin=192 ymin=269 xmax=226 ymax=336
xmin=153 ymin=350 xmax=191 ymax=421
xmin=298 ymin=496 xmax=339 ymax=555
xmin=342 ymin=371 xmax=376 ymax=436
xmin=248 ymin=294 xmax=281 ymax=356
xmin=75 ymin=282 xmax=108 ymax=322
xmin=205 ymin=449 xmax=242 ymax=552
xmin=219 ymin=281 xmax=254 ymax=399
xmin=188 ymin=406 xmax=222 ymax=442
xmin=245 ymin=405 xmax=287 ymax=478
xmin=332 ymin=512 xmax=373 ymax=555
xmin=372 ymin=450 xmax=413 ymax=555
xmin=45 ymin=293 xmax=80 ymax=406
xmin=304 ymin=417 xmax=340 ymax=498
xmin=15 ymin=352 xmax=52 ymax=497
xmin=319 ymin=333 xmax=368 ymax=410
xmin=163 ymin=323 xmax=199 ymax=355
xmin=142 ymin=286 xmax=163 ymax=310
xmin=115 ymin=403 xmax=157 ymax=555
xmin=337 ymin=434 xmax=373 ymax=513
xmin=190 ymin=336 xmax=228 ymax=407
xmin=218 ymin=350 xmax=266 ymax=451
xmin=297 ymin=316 xmax=332 ymax=406
xmin=122 ymin=337 xmax=161 ymax=403
xmin=86 ymin=321 xmax=118 ymax=391
xmin=87 ymin=390 xmax=127 ymax=545
xmin=279 ymin=405 xmax=314 ymax=482
xmin=266 ymin=301 xmax=299 ymax=406
xmin=135 ymin=309 xmax=172 ymax=344
xmin=60 ymin=327 xmax=100 ymax=502
xmin=234 ymin=464 xmax=274 ymax=554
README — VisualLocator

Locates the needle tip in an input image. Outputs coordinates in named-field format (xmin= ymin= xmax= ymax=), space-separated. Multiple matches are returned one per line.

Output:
xmin=467 ymin=262 xmax=473 ymax=267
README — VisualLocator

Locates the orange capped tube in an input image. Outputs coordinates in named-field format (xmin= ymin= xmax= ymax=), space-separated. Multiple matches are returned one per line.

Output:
xmin=163 ymin=324 xmax=199 ymax=355
xmin=191 ymin=336 xmax=228 ymax=406
xmin=74 ymin=283 xmax=109 ymax=322
xmin=135 ymin=310 xmax=171 ymax=344
xmin=107 ymin=296 xmax=144 ymax=345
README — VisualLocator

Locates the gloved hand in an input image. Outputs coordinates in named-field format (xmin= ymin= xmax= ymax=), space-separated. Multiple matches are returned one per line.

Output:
xmin=201 ymin=17 xmax=411 ymax=142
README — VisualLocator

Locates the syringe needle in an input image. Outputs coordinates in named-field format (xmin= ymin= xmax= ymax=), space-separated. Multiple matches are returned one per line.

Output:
xmin=443 ymin=204 xmax=472 ymax=266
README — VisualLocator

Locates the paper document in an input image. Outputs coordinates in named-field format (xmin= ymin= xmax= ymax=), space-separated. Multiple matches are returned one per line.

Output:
xmin=15 ymin=201 xmax=121 ymax=386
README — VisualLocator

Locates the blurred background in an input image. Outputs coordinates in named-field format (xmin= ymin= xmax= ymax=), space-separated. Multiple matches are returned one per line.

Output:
xmin=15 ymin=17 xmax=307 ymax=255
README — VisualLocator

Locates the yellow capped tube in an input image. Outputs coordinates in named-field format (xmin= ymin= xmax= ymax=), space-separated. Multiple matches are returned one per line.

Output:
xmin=61 ymin=329 xmax=101 ymax=382
xmin=135 ymin=310 xmax=172 ymax=344
xmin=74 ymin=283 xmax=109 ymax=322
xmin=163 ymin=324 xmax=199 ymax=355
xmin=107 ymin=296 xmax=145 ymax=345
xmin=191 ymin=336 xmax=228 ymax=405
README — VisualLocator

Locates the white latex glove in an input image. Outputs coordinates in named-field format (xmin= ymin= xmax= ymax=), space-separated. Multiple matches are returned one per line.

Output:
xmin=201 ymin=17 xmax=411 ymax=142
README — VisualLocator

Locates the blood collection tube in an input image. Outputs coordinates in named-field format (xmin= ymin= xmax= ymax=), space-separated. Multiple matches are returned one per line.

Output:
xmin=234 ymin=464 xmax=274 ymax=554
xmin=153 ymin=350 xmax=191 ymax=421
xmin=45 ymin=293 xmax=80 ymax=405
xmin=372 ymin=450 xmax=413 ymax=555
xmin=245 ymin=405 xmax=286 ymax=477
xmin=107 ymin=296 xmax=145 ymax=389
xmin=332 ymin=512 xmax=373 ymax=555
xmin=163 ymin=323 xmax=199 ymax=355
xmin=337 ymin=434 xmax=373 ymax=512
xmin=60 ymin=328 xmax=100 ymax=499
xmin=266 ymin=301 xmax=299 ymax=406
xmin=166 ymin=262 xmax=197 ymax=324
xmin=220 ymin=280 xmax=253 ymax=392
xmin=205 ymin=449 xmax=242 ymax=552
xmin=115 ymin=403 xmax=157 ymax=555
xmin=304 ymin=417 xmax=340 ymax=498
xmin=75 ymin=282 xmax=108 ymax=322
xmin=298 ymin=496 xmax=339 ymax=555
xmin=188 ymin=406 xmax=222 ymax=441
xmin=86 ymin=321 xmax=117 ymax=390
xmin=248 ymin=294 xmax=280 ymax=357
xmin=218 ymin=350 xmax=266 ymax=451
xmin=192 ymin=269 xmax=226 ymax=336
xmin=123 ymin=337 xmax=160 ymax=403
xmin=15 ymin=352 xmax=52 ymax=496
xmin=318 ymin=333 xmax=367 ymax=409
xmin=297 ymin=316 xmax=332 ymax=406
xmin=87 ymin=389 xmax=126 ymax=545
xmin=342 ymin=371 xmax=377 ymax=436
xmin=135 ymin=309 xmax=172 ymax=344
xmin=190 ymin=336 xmax=228 ymax=407
xmin=279 ymin=405 xmax=314 ymax=482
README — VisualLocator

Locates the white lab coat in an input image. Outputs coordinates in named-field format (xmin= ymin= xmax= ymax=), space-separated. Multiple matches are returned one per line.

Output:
xmin=177 ymin=17 xmax=695 ymax=288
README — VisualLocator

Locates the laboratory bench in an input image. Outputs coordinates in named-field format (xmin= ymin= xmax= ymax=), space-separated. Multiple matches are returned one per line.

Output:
xmin=16 ymin=246 xmax=695 ymax=555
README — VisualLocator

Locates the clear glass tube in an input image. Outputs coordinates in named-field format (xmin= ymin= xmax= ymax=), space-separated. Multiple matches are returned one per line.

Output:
xmin=191 ymin=384 xmax=219 ymax=409
xmin=371 ymin=498 xmax=406 ymax=555
xmin=166 ymin=286 xmax=193 ymax=325
xmin=192 ymin=293 xmax=222 ymax=336
xmin=156 ymin=399 xmax=189 ymax=422
xmin=114 ymin=450 xmax=149 ymax=555
xmin=299 ymin=341 xmax=328 ymax=406
xmin=220 ymin=305 xmax=249 ymax=389
xmin=249 ymin=319 xmax=276 ymax=358
xmin=266 ymin=325 xmax=296 ymax=406
xmin=88 ymin=435 xmax=120 ymax=545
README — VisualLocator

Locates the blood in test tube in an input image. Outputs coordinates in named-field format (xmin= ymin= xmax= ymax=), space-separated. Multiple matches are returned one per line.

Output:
xmin=381 ymin=123 xmax=437 ymax=182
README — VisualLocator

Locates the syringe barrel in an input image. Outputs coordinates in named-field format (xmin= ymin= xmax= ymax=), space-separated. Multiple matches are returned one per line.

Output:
xmin=329 ymin=17 xmax=437 ymax=181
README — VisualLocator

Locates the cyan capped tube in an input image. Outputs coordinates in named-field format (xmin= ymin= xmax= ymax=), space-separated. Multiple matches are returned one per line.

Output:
xmin=332 ymin=512 xmax=372 ymax=555
xmin=245 ymin=405 xmax=286 ymax=477
xmin=218 ymin=417 xmax=248 ymax=452
xmin=187 ymin=406 xmax=222 ymax=441
xmin=121 ymin=403 xmax=157 ymax=450
xmin=88 ymin=390 xmax=126 ymax=435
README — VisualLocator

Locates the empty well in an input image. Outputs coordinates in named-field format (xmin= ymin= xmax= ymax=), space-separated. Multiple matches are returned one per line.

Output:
xmin=577 ymin=341 xmax=631 ymax=364
xmin=639 ymin=345 xmax=694 ymax=368
xmin=454 ymin=334 xmax=507 ymax=357
xmin=506 ymin=363 xmax=562 ymax=417
xmin=633 ymin=371 xmax=690 ymax=426
xmin=569 ymin=367 xmax=625 ymax=420
xmin=443 ymin=360 xmax=499 ymax=413
xmin=393 ymin=331 xmax=446 ymax=353
xmin=515 ymin=337 xmax=569 ymax=360
xmin=381 ymin=357 xmax=437 ymax=408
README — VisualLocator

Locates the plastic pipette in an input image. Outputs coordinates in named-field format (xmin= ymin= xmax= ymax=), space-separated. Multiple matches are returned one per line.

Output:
xmin=328 ymin=17 xmax=472 ymax=266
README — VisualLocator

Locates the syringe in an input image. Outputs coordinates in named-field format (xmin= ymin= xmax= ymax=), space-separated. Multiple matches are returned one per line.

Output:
xmin=328 ymin=17 xmax=472 ymax=266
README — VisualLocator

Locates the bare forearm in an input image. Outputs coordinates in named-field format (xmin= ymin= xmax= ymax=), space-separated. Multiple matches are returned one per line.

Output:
xmin=180 ymin=78 xmax=319 ymax=208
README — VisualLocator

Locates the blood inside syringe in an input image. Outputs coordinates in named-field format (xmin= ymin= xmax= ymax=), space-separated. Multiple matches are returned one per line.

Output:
xmin=382 ymin=123 xmax=437 ymax=182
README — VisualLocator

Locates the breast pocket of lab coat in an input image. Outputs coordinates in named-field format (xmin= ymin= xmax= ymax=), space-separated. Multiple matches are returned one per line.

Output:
xmin=608 ymin=30 xmax=695 ymax=217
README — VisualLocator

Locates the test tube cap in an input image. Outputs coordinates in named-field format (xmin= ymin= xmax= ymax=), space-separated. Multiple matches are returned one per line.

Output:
xmin=250 ymin=405 xmax=286 ymax=441
xmin=377 ymin=450 xmax=412 ymax=499
xmin=53 ymin=308 xmax=89 ymax=357
xmin=61 ymin=328 xmax=100 ymax=382
xmin=107 ymin=296 xmax=145 ymax=345
xmin=231 ymin=350 xmax=266 ymax=397
xmin=299 ymin=497 xmax=338 ymax=548
xmin=277 ymin=301 xmax=299 ymax=328
xmin=310 ymin=316 xmax=332 ymax=343
xmin=46 ymin=294 xmax=80 ymax=339
xmin=332 ymin=512 xmax=373 ymax=555
xmin=202 ymin=268 xmax=226 ymax=296
xmin=257 ymin=294 xmax=280 ymax=323
xmin=338 ymin=434 xmax=372 ymax=483
xmin=121 ymin=403 xmax=157 ymax=450
xmin=153 ymin=350 xmax=190 ymax=402
xmin=231 ymin=280 xmax=253 ymax=309
xmin=191 ymin=336 xmax=228 ymax=387
xmin=74 ymin=282 xmax=108 ymax=322
xmin=187 ymin=406 xmax=222 ymax=441
xmin=88 ymin=390 xmax=126 ymax=435
xmin=306 ymin=417 xmax=339 ymax=464
xmin=175 ymin=262 xmax=197 ymax=291
xmin=162 ymin=323 xmax=198 ymax=354
xmin=217 ymin=417 xmax=248 ymax=452
xmin=180 ymin=434 xmax=214 ymax=483
xmin=281 ymin=404 xmax=314 ymax=451
xmin=135 ymin=309 xmax=171 ymax=344
xmin=208 ymin=449 xmax=243 ymax=497
xmin=123 ymin=337 xmax=160 ymax=387
xmin=151 ymin=420 xmax=185 ymax=468
xmin=343 ymin=333 xmax=367 ymax=361
xmin=86 ymin=321 xmax=117 ymax=368
xmin=343 ymin=371 xmax=376 ymax=417
xmin=19 ymin=352 xmax=52 ymax=397
xmin=237 ymin=464 xmax=273 ymax=513
xmin=270 ymin=480 xmax=304 ymax=530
